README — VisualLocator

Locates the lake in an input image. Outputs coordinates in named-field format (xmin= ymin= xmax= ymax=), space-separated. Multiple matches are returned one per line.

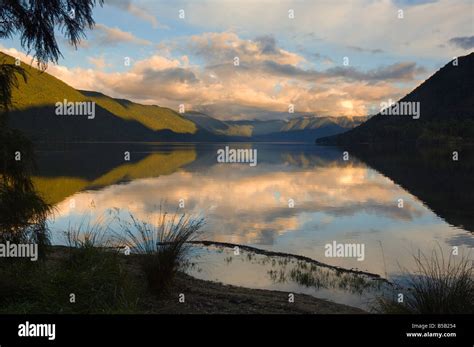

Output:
xmin=33 ymin=143 xmax=473 ymax=309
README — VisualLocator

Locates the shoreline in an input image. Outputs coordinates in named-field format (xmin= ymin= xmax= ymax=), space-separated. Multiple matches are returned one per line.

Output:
xmin=154 ymin=271 xmax=367 ymax=314
xmin=47 ymin=245 xmax=368 ymax=314
xmin=188 ymin=240 xmax=389 ymax=281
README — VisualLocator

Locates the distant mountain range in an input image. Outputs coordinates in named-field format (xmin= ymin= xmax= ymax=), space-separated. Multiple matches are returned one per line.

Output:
xmin=317 ymin=52 xmax=474 ymax=145
xmin=183 ymin=112 xmax=366 ymax=142
xmin=1 ymin=52 xmax=363 ymax=143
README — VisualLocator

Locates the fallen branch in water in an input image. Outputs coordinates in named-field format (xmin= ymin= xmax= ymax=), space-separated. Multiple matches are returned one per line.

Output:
xmin=187 ymin=240 xmax=392 ymax=284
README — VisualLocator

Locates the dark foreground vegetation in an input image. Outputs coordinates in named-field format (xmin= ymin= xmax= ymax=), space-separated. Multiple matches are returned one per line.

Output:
xmin=0 ymin=242 xmax=366 ymax=314
xmin=375 ymin=247 xmax=473 ymax=314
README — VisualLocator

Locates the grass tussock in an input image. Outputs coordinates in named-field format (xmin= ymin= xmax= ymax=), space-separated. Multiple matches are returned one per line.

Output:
xmin=64 ymin=217 xmax=111 ymax=250
xmin=56 ymin=228 xmax=141 ymax=313
xmin=116 ymin=210 xmax=205 ymax=295
xmin=0 ymin=218 xmax=142 ymax=314
xmin=0 ymin=210 xmax=205 ymax=313
xmin=375 ymin=247 xmax=473 ymax=314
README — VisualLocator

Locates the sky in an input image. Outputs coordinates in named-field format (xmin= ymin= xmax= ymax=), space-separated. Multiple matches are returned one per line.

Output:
xmin=1 ymin=0 xmax=473 ymax=120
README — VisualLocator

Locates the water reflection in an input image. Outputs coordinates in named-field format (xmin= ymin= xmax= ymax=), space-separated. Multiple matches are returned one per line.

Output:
xmin=33 ymin=143 xmax=473 ymax=285
xmin=185 ymin=245 xmax=389 ymax=310
xmin=350 ymin=145 xmax=474 ymax=238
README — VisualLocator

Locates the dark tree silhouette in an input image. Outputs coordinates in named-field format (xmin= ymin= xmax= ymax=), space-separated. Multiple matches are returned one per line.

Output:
xmin=1 ymin=0 xmax=103 ymax=68
xmin=0 ymin=0 xmax=103 ymax=255
xmin=0 ymin=0 xmax=103 ymax=109
xmin=0 ymin=61 xmax=26 ymax=112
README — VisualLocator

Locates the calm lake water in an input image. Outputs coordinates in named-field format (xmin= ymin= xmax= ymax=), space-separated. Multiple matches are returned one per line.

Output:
xmin=33 ymin=143 xmax=473 ymax=309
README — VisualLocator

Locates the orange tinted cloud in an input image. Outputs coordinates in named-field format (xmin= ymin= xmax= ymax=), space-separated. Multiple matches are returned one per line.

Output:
xmin=0 ymin=31 xmax=420 ymax=119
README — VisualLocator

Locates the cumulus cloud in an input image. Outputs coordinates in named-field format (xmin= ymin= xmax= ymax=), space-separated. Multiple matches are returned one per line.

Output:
xmin=160 ymin=0 xmax=472 ymax=58
xmin=324 ymin=62 xmax=426 ymax=82
xmin=448 ymin=36 xmax=474 ymax=49
xmin=105 ymin=0 xmax=167 ymax=29
xmin=93 ymin=23 xmax=151 ymax=46
xmin=142 ymin=67 xmax=199 ymax=85
xmin=87 ymin=56 xmax=111 ymax=69
xmin=184 ymin=32 xmax=304 ymax=66
xmin=0 ymin=30 xmax=424 ymax=120
xmin=347 ymin=46 xmax=384 ymax=54
xmin=247 ymin=60 xmax=424 ymax=83
xmin=255 ymin=35 xmax=279 ymax=54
